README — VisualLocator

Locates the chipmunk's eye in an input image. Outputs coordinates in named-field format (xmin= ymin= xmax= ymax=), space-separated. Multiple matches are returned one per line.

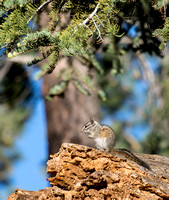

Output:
xmin=84 ymin=125 xmax=88 ymax=128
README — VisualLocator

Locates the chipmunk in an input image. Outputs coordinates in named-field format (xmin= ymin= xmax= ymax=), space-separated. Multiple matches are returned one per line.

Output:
xmin=81 ymin=119 xmax=151 ymax=170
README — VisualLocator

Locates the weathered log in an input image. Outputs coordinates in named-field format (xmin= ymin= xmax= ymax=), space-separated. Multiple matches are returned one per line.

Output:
xmin=8 ymin=143 xmax=169 ymax=199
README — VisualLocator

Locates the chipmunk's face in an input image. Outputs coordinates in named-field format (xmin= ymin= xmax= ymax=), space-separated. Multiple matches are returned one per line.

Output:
xmin=81 ymin=119 xmax=100 ymax=138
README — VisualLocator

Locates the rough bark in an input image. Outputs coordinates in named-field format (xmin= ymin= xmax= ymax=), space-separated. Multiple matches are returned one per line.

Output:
xmin=8 ymin=143 xmax=169 ymax=200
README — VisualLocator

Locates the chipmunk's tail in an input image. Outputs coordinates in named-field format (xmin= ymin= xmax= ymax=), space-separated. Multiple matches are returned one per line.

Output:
xmin=113 ymin=148 xmax=151 ymax=170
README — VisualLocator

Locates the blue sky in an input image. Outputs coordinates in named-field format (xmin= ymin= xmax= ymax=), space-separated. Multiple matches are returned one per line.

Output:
xmin=12 ymin=95 xmax=48 ymax=191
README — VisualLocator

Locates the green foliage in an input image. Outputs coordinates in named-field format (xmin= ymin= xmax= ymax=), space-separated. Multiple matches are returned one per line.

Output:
xmin=0 ymin=0 xmax=29 ymax=9
xmin=59 ymin=26 xmax=87 ymax=56
xmin=48 ymin=81 xmax=68 ymax=96
xmin=7 ymin=30 xmax=59 ymax=57
xmin=153 ymin=18 xmax=169 ymax=49
xmin=47 ymin=67 xmax=72 ymax=97
xmin=1 ymin=0 xmax=167 ymax=100
xmin=0 ymin=0 xmax=29 ymax=15
xmin=34 ymin=64 xmax=51 ymax=80
xmin=87 ymin=53 xmax=104 ymax=74
xmin=153 ymin=0 xmax=169 ymax=9
xmin=0 ymin=0 xmax=123 ymax=100
xmin=0 ymin=0 xmax=168 ymax=108
xmin=151 ymin=0 xmax=169 ymax=49
xmin=0 ymin=3 xmax=37 ymax=46
xmin=72 ymin=79 xmax=90 ymax=95
xmin=97 ymin=90 xmax=107 ymax=101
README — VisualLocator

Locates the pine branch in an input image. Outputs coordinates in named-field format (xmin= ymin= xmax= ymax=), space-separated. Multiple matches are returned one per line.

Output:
xmin=79 ymin=3 xmax=100 ymax=27
xmin=27 ymin=0 xmax=54 ymax=24
xmin=74 ymin=3 xmax=100 ymax=32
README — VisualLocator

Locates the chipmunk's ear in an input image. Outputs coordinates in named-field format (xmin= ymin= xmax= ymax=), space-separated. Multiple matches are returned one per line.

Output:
xmin=90 ymin=117 xmax=94 ymax=124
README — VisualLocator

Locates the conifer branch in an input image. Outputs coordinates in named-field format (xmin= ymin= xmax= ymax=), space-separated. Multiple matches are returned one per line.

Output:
xmin=73 ymin=2 xmax=104 ymax=41
xmin=27 ymin=0 xmax=54 ymax=24
xmin=74 ymin=3 xmax=100 ymax=33
xmin=79 ymin=3 xmax=100 ymax=26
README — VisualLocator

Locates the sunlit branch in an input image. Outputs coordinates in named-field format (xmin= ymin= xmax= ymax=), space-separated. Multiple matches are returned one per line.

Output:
xmin=74 ymin=3 xmax=100 ymax=33
xmin=27 ymin=0 xmax=54 ymax=24
xmin=92 ymin=18 xmax=103 ymax=41
xmin=79 ymin=3 xmax=100 ymax=26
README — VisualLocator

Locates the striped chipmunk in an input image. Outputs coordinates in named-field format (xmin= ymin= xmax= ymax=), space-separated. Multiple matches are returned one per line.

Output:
xmin=81 ymin=119 xmax=151 ymax=170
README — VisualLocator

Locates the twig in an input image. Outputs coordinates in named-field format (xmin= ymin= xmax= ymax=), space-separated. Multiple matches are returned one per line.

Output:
xmin=92 ymin=18 xmax=103 ymax=41
xmin=27 ymin=0 xmax=54 ymax=24
xmin=79 ymin=3 xmax=100 ymax=26
xmin=74 ymin=3 xmax=100 ymax=33
xmin=74 ymin=3 xmax=104 ymax=40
